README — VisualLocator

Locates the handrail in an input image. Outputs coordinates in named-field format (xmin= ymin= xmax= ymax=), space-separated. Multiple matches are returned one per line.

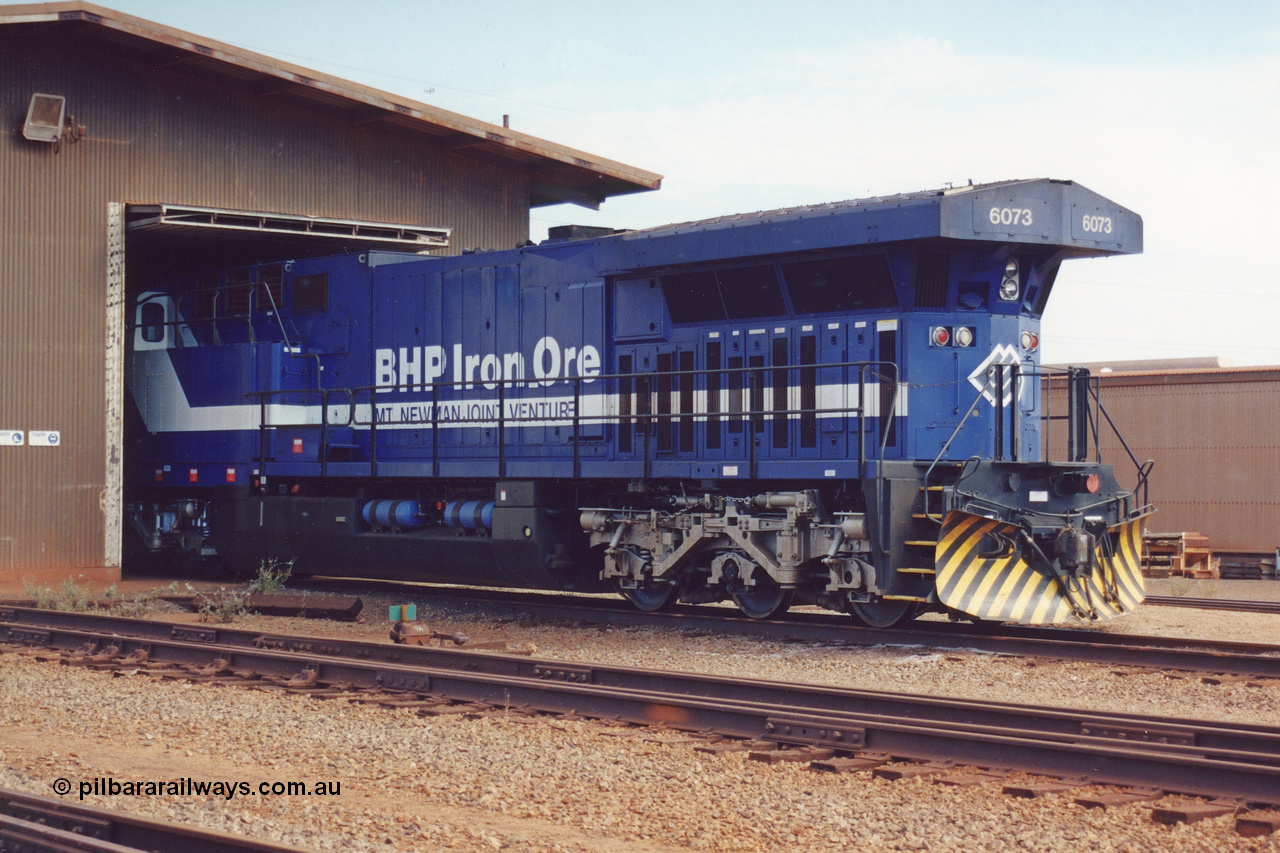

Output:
xmin=921 ymin=381 xmax=992 ymax=523
xmin=249 ymin=361 xmax=892 ymax=427
xmin=245 ymin=358 xmax=896 ymax=484
xmin=136 ymin=281 xmax=290 ymax=342
xmin=1085 ymin=380 xmax=1154 ymax=510
xmin=921 ymin=363 xmax=1154 ymax=524
xmin=135 ymin=283 xmax=322 ymax=392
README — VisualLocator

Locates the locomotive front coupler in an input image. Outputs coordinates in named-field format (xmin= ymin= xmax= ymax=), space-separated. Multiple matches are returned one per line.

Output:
xmin=1014 ymin=528 xmax=1098 ymax=620
xmin=1052 ymin=526 xmax=1096 ymax=579
xmin=1014 ymin=511 xmax=1104 ymax=580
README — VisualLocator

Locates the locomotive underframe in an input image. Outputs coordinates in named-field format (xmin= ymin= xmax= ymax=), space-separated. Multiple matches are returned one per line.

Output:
xmin=127 ymin=447 xmax=1149 ymax=625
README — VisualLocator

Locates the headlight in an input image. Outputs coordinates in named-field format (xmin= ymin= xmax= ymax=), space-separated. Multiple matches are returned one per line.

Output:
xmin=999 ymin=259 xmax=1020 ymax=302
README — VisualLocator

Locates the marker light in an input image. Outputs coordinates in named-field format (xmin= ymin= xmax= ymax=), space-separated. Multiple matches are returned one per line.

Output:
xmin=1020 ymin=330 xmax=1039 ymax=351
xmin=930 ymin=326 xmax=950 ymax=346
xmin=953 ymin=326 xmax=974 ymax=347
xmin=999 ymin=259 xmax=1020 ymax=301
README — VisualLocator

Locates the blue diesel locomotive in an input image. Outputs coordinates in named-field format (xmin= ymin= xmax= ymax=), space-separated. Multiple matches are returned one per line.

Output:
xmin=126 ymin=179 xmax=1152 ymax=626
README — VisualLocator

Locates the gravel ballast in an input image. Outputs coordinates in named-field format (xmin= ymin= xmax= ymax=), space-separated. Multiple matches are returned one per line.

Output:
xmin=1 ymin=578 xmax=1279 ymax=852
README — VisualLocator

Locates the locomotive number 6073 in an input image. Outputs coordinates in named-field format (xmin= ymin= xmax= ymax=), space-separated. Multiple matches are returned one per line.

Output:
xmin=125 ymin=179 xmax=1152 ymax=628
xmin=1081 ymin=214 xmax=1114 ymax=234
xmin=988 ymin=206 xmax=1034 ymax=227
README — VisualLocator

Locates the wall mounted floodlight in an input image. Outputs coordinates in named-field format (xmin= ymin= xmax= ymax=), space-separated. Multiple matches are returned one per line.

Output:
xmin=22 ymin=93 xmax=66 ymax=142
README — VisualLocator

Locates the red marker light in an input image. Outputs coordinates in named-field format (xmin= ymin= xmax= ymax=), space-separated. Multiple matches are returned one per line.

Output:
xmin=931 ymin=327 xmax=950 ymax=346
xmin=1086 ymin=474 xmax=1100 ymax=494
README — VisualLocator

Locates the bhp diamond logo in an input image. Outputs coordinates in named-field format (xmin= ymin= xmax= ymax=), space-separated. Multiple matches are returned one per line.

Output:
xmin=968 ymin=345 xmax=1024 ymax=408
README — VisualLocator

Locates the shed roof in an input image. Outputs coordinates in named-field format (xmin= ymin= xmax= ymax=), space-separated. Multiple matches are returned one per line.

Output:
xmin=0 ymin=1 xmax=662 ymax=209
xmin=1087 ymin=365 xmax=1280 ymax=386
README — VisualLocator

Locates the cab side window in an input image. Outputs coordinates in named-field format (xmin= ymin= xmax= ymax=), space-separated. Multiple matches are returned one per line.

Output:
xmin=139 ymin=301 xmax=166 ymax=343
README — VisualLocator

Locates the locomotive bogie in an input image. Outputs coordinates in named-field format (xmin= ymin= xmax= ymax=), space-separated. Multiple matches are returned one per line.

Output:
xmin=580 ymin=488 xmax=880 ymax=617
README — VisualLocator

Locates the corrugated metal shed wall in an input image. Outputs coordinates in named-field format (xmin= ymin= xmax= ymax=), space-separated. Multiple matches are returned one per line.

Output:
xmin=0 ymin=31 xmax=529 ymax=574
xmin=1052 ymin=370 xmax=1280 ymax=554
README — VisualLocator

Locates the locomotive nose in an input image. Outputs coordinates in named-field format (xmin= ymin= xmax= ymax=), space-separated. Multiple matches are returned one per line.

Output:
xmin=934 ymin=511 xmax=1145 ymax=624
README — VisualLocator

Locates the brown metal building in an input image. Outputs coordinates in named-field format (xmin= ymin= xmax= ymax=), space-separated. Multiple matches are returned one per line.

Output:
xmin=1088 ymin=366 xmax=1280 ymax=556
xmin=0 ymin=2 xmax=660 ymax=582
xmin=1042 ymin=362 xmax=1280 ymax=557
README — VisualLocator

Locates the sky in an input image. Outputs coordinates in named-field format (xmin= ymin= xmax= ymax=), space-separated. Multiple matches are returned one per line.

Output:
xmin=97 ymin=0 xmax=1280 ymax=366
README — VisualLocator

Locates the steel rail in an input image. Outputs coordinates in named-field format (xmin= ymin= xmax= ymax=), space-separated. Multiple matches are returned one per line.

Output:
xmin=0 ymin=787 xmax=318 ymax=853
xmin=244 ymin=584 xmax=1280 ymax=677
xmin=1146 ymin=595 xmax=1280 ymax=616
xmin=4 ymin=613 xmax=1280 ymax=805
xmin=289 ymin=580 xmax=1280 ymax=663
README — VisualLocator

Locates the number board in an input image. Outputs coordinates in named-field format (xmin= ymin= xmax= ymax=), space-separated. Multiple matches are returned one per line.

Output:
xmin=971 ymin=197 xmax=1052 ymax=239
xmin=1070 ymin=202 xmax=1125 ymax=249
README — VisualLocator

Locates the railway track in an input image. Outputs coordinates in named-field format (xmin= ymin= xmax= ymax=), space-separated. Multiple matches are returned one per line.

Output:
xmin=12 ymin=583 xmax=1280 ymax=679
xmin=277 ymin=583 xmax=1280 ymax=680
xmin=3 ymin=607 xmax=1280 ymax=806
xmin=0 ymin=787 xmax=317 ymax=853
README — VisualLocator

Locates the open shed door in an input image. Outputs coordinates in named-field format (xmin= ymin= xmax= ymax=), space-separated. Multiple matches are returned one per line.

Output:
xmin=113 ymin=201 xmax=451 ymax=573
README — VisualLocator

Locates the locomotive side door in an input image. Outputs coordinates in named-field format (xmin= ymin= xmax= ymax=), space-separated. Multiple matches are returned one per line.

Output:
xmin=814 ymin=321 xmax=846 ymax=460
xmin=873 ymin=318 xmax=901 ymax=458
xmin=845 ymin=320 xmax=876 ymax=462
xmin=572 ymin=279 xmax=606 ymax=443
xmin=612 ymin=343 xmax=656 ymax=467
xmin=767 ymin=327 xmax=794 ymax=459
xmin=460 ymin=267 xmax=498 ymax=451
xmin=652 ymin=344 xmax=697 ymax=459
xmin=700 ymin=332 xmax=726 ymax=462
xmin=368 ymin=265 xmax=433 ymax=469
xmin=610 ymin=275 xmax=667 ymax=472
xmin=723 ymin=330 xmax=750 ymax=465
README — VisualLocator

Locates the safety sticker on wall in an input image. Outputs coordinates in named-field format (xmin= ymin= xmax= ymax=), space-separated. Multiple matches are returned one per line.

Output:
xmin=3 ymin=430 xmax=23 ymax=446
xmin=28 ymin=431 xmax=61 ymax=447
